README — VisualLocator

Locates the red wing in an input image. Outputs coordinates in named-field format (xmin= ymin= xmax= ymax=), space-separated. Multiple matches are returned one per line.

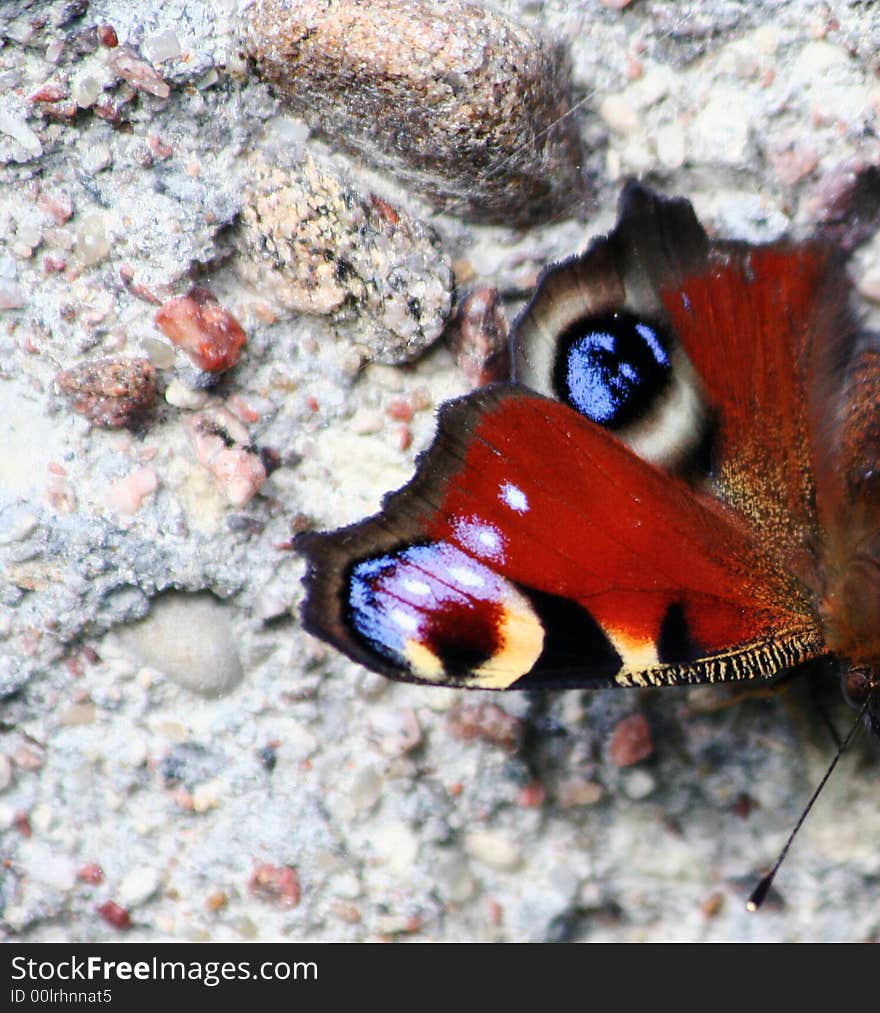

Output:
xmin=297 ymin=387 xmax=826 ymax=690
xmin=660 ymin=242 xmax=848 ymax=574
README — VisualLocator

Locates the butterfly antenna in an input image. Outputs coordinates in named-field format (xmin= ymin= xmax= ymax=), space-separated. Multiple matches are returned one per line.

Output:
xmin=746 ymin=700 xmax=867 ymax=911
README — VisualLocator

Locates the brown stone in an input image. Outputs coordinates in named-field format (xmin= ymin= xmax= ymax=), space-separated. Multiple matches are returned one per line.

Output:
xmin=244 ymin=0 xmax=588 ymax=225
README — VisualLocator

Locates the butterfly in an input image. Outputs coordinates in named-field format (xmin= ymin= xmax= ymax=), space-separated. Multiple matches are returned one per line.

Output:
xmin=295 ymin=182 xmax=880 ymax=740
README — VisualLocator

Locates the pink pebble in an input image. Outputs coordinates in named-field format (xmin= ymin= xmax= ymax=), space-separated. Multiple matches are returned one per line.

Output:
xmin=184 ymin=407 xmax=267 ymax=507
xmin=97 ymin=900 xmax=131 ymax=930
xmin=78 ymin=863 xmax=105 ymax=885
xmin=106 ymin=466 xmax=158 ymax=514
xmin=608 ymin=713 xmax=653 ymax=767
xmin=109 ymin=44 xmax=171 ymax=99
xmin=227 ymin=394 xmax=261 ymax=424
xmin=249 ymin=863 xmax=301 ymax=907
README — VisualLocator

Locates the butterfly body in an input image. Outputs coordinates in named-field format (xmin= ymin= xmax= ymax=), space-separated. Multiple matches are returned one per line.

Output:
xmin=297 ymin=184 xmax=880 ymax=735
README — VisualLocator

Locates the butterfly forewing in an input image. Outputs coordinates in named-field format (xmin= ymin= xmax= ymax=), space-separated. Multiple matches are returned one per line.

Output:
xmin=298 ymin=385 xmax=826 ymax=689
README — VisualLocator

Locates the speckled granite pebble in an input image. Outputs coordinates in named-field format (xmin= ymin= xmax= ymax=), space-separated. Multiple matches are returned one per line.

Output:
xmin=236 ymin=153 xmax=453 ymax=363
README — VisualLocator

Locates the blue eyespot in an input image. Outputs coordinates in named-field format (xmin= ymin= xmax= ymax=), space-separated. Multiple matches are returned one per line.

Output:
xmin=552 ymin=311 xmax=672 ymax=429
xmin=347 ymin=541 xmax=510 ymax=677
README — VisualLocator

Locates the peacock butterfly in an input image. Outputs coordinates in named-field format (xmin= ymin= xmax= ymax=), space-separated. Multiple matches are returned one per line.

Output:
xmin=295 ymin=182 xmax=880 ymax=742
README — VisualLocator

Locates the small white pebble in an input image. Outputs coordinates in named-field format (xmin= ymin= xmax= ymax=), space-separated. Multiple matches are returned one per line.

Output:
xmin=752 ymin=25 xmax=780 ymax=54
xmin=0 ymin=755 xmax=14 ymax=792
xmin=622 ymin=768 xmax=656 ymax=800
xmin=81 ymin=141 xmax=113 ymax=174
xmin=164 ymin=378 xmax=208 ymax=409
xmin=598 ymin=94 xmax=639 ymax=135
xmin=15 ymin=222 xmax=42 ymax=251
xmin=45 ymin=39 xmax=65 ymax=63
xmin=464 ymin=829 xmax=523 ymax=871
xmin=151 ymin=718 xmax=188 ymax=742
xmin=0 ymin=102 xmax=42 ymax=157
xmin=58 ymin=702 xmax=96 ymax=726
xmin=350 ymin=409 xmax=385 ymax=435
xmin=141 ymin=336 xmax=177 ymax=370
xmin=143 ymin=30 xmax=181 ymax=64
xmin=656 ymin=121 xmax=686 ymax=169
xmin=118 ymin=592 xmax=244 ymax=697
xmin=368 ymin=706 xmax=422 ymax=756
xmin=794 ymin=39 xmax=849 ymax=75
xmin=22 ymin=844 xmax=77 ymax=891
xmin=192 ymin=778 xmax=225 ymax=812
xmin=118 ymin=865 xmax=161 ymax=907
xmin=374 ymin=913 xmax=416 ymax=936
xmin=71 ymin=74 xmax=103 ymax=108
xmin=556 ymin=777 xmax=603 ymax=808
xmin=330 ymin=872 xmax=362 ymax=900
xmin=75 ymin=213 xmax=110 ymax=266
xmin=348 ymin=764 xmax=383 ymax=813
xmin=29 ymin=803 xmax=53 ymax=834
xmin=373 ymin=822 xmax=419 ymax=874
xmin=628 ymin=68 xmax=670 ymax=108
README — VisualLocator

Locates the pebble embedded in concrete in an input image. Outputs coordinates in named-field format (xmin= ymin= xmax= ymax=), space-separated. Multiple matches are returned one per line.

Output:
xmin=118 ymin=865 xmax=162 ymax=907
xmin=236 ymin=153 xmax=453 ymax=365
xmin=464 ymin=829 xmax=523 ymax=872
xmin=118 ymin=592 xmax=244 ymax=697
xmin=244 ymin=0 xmax=587 ymax=225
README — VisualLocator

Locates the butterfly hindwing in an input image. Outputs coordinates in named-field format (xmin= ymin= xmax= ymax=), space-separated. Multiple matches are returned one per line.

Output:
xmin=659 ymin=241 xmax=848 ymax=573
xmin=513 ymin=184 xmax=710 ymax=475
xmin=513 ymin=183 xmax=863 ymax=579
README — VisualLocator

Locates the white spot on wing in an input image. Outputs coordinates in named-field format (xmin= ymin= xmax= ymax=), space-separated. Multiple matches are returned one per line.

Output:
xmin=500 ymin=482 xmax=529 ymax=513
xmin=452 ymin=516 xmax=506 ymax=562
xmin=390 ymin=608 xmax=418 ymax=633
xmin=479 ymin=528 xmax=499 ymax=550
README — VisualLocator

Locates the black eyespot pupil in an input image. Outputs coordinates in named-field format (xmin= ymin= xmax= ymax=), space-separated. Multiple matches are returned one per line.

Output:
xmin=552 ymin=311 xmax=672 ymax=428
